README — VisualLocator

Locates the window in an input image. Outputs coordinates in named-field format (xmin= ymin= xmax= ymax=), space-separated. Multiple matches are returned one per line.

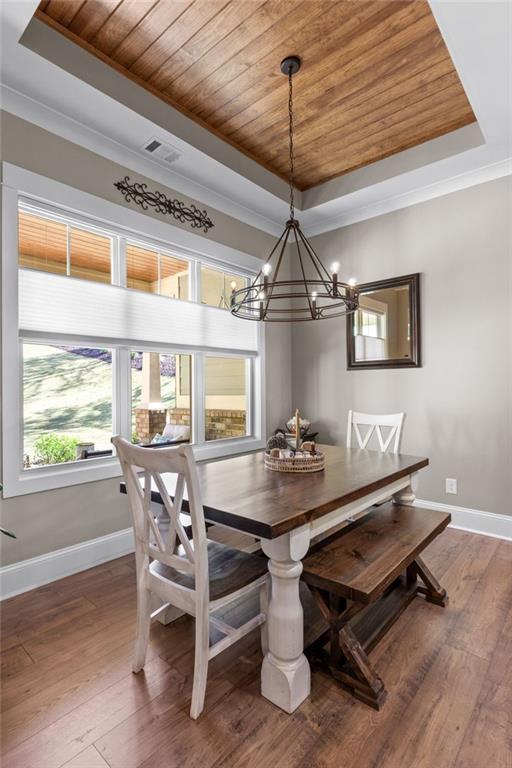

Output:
xmin=18 ymin=210 xmax=112 ymax=283
xmin=18 ymin=211 xmax=67 ymax=275
xmin=354 ymin=308 xmax=385 ymax=339
xmin=160 ymin=253 xmax=189 ymax=300
xmin=201 ymin=265 xmax=247 ymax=309
xmin=22 ymin=343 xmax=113 ymax=469
xmin=131 ymin=352 xmax=192 ymax=444
xmin=126 ymin=242 xmax=189 ymax=299
xmin=69 ymin=227 xmax=111 ymax=283
xmin=4 ymin=175 xmax=263 ymax=497
xmin=354 ymin=306 xmax=387 ymax=362
xmin=204 ymin=356 xmax=248 ymax=441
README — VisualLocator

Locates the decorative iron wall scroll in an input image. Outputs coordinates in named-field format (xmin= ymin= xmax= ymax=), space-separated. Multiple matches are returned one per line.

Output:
xmin=114 ymin=176 xmax=214 ymax=233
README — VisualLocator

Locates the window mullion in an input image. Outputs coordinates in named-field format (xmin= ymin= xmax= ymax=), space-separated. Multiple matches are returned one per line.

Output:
xmin=115 ymin=347 xmax=131 ymax=440
xmin=193 ymin=352 xmax=205 ymax=445
xmin=191 ymin=259 xmax=200 ymax=303
xmin=245 ymin=357 xmax=253 ymax=438
xmin=66 ymin=224 xmax=71 ymax=276
xmin=113 ymin=236 xmax=125 ymax=287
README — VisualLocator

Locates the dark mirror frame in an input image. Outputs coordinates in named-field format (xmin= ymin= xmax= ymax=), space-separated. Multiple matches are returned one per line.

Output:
xmin=346 ymin=273 xmax=421 ymax=370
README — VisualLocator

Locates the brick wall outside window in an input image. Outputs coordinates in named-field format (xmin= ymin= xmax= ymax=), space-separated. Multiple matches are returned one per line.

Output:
xmin=169 ymin=408 xmax=246 ymax=441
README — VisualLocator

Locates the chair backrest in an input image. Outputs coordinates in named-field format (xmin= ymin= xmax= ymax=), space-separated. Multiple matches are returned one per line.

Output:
xmin=346 ymin=410 xmax=405 ymax=454
xmin=112 ymin=436 xmax=208 ymax=585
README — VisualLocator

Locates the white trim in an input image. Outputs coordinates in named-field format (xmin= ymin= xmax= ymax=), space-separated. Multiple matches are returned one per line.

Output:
xmin=2 ymin=183 xmax=24 ymax=494
xmin=2 ymin=498 xmax=509 ymax=601
xmin=3 ymin=163 xmax=263 ymax=274
xmin=4 ymin=83 xmax=510 ymax=239
xmin=414 ymin=499 xmax=512 ymax=542
xmin=0 ymin=85 xmax=285 ymax=237
xmin=2 ymin=165 xmax=266 ymax=497
xmin=302 ymin=159 xmax=512 ymax=236
xmin=193 ymin=436 xmax=264 ymax=462
xmin=0 ymin=528 xmax=135 ymax=601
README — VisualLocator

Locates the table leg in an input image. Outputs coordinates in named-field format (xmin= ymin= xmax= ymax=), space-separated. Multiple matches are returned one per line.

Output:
xmin=260 ymin=525 xmax=311 ymax=712
xmin=392 ymin=472 xmax=418 ymax=505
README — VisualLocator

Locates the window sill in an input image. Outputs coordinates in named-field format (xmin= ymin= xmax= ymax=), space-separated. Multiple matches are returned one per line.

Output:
xmin=2 ymin=439 xmax=266 ymax=498
xmin=3 ymin=456 xmax=122 ymax=498
xmin=194 ymin=436 xmax=265 ymax=462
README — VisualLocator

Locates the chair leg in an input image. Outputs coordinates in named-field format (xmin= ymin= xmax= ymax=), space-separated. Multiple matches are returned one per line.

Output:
xmin=133 ymin=585 xmax=152 ymax=673
xmin=259 ymin=579 xmax=269 ymax=656
xmin=190 ymin=605 xmax=210 ymax=720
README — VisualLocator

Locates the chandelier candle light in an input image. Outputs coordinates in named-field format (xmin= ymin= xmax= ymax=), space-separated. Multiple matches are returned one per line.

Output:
xmin=230 ymin=55 xmax=359 ymax=322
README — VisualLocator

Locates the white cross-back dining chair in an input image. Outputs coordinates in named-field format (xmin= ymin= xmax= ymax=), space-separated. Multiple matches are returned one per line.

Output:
xmin=112 ymin=436 xmax=268 ymax=720
xmin=346 ymin=410 xmax=405 ymax=454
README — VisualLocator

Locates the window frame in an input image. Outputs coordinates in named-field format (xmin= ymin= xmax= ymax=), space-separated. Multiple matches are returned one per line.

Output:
xmin=203 ymin=352 xmax=252 ymax=442
xmin=18 ymin=202 xmax=118 ymax=282
xmin=2 ymin=164 xmax=266 ymax=498
xmin=124 ymin=237 xmax=192 ymax=301
xmin=199 ymin=262 xmax=249 ymax=311
xmin=354 ymin=307 xmax=387 ymax=340
xmin=19 ymin=338 xmax=119 ymax=475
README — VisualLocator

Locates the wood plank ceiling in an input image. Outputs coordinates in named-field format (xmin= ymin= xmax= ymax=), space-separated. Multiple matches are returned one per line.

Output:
xmin=36 ymin=0 xmax=476 ymax=191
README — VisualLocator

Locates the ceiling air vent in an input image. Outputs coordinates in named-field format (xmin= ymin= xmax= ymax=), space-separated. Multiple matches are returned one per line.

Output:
xmin=141 ymin=137 xmax=182 ymax=166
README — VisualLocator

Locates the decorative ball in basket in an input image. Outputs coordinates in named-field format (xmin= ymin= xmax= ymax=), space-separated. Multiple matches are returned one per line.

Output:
xmin=265 ymin=410 xmax=324 ymax=473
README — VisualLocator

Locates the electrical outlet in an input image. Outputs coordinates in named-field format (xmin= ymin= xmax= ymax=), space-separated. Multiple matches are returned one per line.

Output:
xmin=445 ymin=478 xmax=457 ymax=495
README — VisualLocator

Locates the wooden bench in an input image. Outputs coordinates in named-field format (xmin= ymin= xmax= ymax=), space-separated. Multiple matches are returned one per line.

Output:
xmin=302 ymin=502 xmax=450 ymax=709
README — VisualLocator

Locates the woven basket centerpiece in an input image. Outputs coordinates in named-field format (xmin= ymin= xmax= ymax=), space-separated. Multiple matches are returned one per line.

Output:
xmin=264 ymin=448 xmax=325 ymax=474
xmin=265 ymin=411 xmax=324 ymax=473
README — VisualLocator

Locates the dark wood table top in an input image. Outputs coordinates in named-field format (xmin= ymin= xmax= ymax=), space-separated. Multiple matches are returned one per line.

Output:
xmin=120 ymin=444 xmax=428 ymax=540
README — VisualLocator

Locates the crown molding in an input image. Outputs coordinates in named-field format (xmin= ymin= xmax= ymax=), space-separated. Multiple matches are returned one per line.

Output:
xmin=303 ymin=157 xmax=512 ymax=237
xmin=0 ymin=85 xmax=284 ymax=237
xmin=4 ymin=83 xmax=510 ymax=243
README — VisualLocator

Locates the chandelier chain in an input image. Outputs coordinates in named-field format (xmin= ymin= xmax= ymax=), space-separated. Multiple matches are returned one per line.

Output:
xmin=288 ymin=68 xmax=295 ymax=220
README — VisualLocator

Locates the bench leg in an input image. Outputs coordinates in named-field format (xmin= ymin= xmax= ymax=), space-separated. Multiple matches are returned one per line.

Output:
xmin=406 ymin=561 xmax=418 ymax=586
xmin=329 ymin=593 xmax=344 ymax=668
xmin=308 ymin=587 xmax=387 ymax=710
xmin=415 ymin=556 xmax=448 ymax=607
xmin=337 ymin=625 xmax=387 ymax=710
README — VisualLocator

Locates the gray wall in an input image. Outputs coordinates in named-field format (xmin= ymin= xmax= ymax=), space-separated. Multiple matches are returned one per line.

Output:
xmin=292 ymin=176 xmax=512 ymax=515
xmin=0 ymin=112 xmax=275 ymax=256
xmin=1 ymin=109 xmax=509 ymax=569
xmin=0 ymin=112 xmax=291 ymax=565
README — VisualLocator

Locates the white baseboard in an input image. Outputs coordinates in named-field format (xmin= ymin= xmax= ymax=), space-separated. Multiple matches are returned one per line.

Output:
xmin=414 ymin=499 xmax=512 ymax=542
xmin=0 ymin=527 xmax=134 ymax=601
xmin=1 ymin=501 xmax=511 ymax=600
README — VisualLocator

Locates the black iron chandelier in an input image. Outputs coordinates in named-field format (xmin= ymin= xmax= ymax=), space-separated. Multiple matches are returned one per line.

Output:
xmin=230 ymin=56 xmax=359 ymax=322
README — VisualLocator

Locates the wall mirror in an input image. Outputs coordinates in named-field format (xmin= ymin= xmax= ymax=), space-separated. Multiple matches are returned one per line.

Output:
xmin=346 ymin=273 xmax=421 ymax=369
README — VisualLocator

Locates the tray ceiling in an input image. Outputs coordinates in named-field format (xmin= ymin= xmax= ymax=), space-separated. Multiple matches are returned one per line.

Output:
xmin=35 ymin=0 xmax=476 ymax=191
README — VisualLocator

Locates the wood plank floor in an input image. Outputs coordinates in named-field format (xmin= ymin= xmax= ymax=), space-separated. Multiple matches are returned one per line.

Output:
xmin=1 ymin=529 xmax=511 ymax=768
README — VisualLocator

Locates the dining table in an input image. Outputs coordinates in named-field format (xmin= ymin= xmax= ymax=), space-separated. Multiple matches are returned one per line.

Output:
xmin=120 ymin=443 xmax=429 ymax=713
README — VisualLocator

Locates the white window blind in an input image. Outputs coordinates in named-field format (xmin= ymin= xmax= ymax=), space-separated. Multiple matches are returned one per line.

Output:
xmin=19 ymin=270 xmax=259 ymax=354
